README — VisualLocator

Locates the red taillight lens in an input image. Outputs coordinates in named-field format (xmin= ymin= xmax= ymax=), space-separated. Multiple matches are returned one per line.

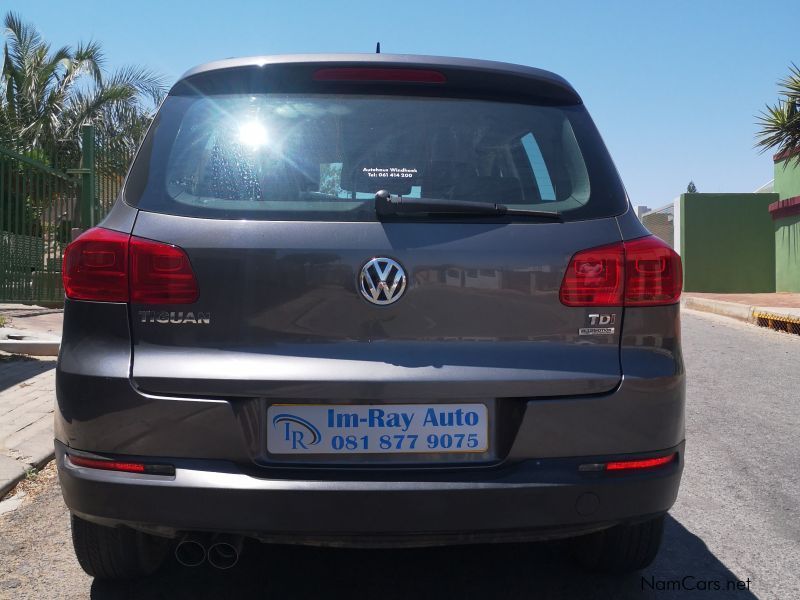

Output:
xmin=62 ymin=227 xmax=198 ymax=304
xmin=68 ymin=455 xmax=146 ymax=473
xmin=559 ymin=236 xmax=682 ymax=307
xmin=130 ymin=237 xmax=199 ymax=304
xmin=605 ymin=453 xmax=676 ymax=471
xmin=622 ymin=236 xmax=682 ymax=306
xmin=62 ymin=228 xmax=130 ymax=302
xmin=313 ymin=68 xmax=447 ymax=83
xmin=559 ymin=242 xmax=624 ymax=306
xmin=67 ymin=454 xmax=175 ymax=476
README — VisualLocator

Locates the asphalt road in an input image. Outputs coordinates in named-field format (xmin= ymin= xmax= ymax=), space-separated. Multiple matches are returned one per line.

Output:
xmin=1 ymin=310 xmax=798 ymax=599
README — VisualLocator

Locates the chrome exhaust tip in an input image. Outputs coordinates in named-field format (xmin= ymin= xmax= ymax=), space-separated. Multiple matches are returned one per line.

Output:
xmin=207 ymin=535 xmax=243 ymax=570
xmin=174 ymin=535 xmax=207 ymax=567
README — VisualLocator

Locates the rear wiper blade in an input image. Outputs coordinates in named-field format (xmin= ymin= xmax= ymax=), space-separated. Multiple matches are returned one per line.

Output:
xmin=374 ymin=190 xmax=562 ymax=221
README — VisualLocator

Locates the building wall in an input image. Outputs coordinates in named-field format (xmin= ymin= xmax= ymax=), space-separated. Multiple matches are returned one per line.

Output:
xmin=774 ymin=214 xmax=800 ymax=292
xmin=774 ymin=156 xmax=800 ymax=199
xmin=680 ymin=193 xmax=777 ymax=292
xmin=641 ymin=208 xmax=674 ymax=248
xmin=773 ymin=156 xmax=800 ymax=291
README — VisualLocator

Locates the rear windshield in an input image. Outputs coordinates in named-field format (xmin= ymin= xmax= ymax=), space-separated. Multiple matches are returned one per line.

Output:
xmin=125 ymin=93 xmax=626 ymax=221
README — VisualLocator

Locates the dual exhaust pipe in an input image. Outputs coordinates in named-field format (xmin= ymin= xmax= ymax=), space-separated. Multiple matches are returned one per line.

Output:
xmin=175 ymin=534 xmax=243 ymax=569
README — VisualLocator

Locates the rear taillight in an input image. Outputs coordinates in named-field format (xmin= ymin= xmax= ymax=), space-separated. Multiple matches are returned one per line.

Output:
xmin=62 ymin=227 xmax=198 ymax=304
xmin=67 ymin=454 xmax=175 ymax=476
xmin=68 ymin=455 xmax=146 ymax=473
xmin=559 ymin=235 xmax=682 ymax=307
xmin=622 ymin=236 xmax=683 ymax=306
xmin=130 ymin=237 xmax=199 ymax=304
xmin=62 ymin=228 xmax=130 ymax=302
xmin=558 ymin=242 xmax=624 ymax=306
xmin=605 ymin=453 xmax=676 ymax=471
xmin=313 ymin=68 xmax=447 ymax=83
xmin=578 ymin=452 xmax=677 ymax=472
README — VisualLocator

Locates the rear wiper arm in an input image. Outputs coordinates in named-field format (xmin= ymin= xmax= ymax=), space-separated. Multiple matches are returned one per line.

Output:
xmin=374 ymin=190 xmax=562 ymax=221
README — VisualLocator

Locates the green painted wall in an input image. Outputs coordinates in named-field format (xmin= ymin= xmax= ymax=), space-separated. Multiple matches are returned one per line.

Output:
xmin=773 ymin=157 xmax=800 ymax=291
xmin=774 ymin=156 xmax=800 ymax=200
xmin=680 ymin=193 xmax=777 ymax=292
xmin=775 ymin=214 xmax=800 ymax=292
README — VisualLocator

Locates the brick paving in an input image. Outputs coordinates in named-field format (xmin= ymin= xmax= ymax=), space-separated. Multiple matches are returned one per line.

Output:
xmin=0 ymin=354 xmax=56 ymax=497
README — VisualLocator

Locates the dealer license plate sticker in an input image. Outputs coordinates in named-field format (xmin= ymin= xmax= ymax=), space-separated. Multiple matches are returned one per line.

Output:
xmin=267 ymin=403 xmax=488 ymax=455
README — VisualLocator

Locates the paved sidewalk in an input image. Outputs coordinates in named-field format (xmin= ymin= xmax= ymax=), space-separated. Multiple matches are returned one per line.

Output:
xmin=0 ymin=305 xmax=63 ymax=356
xmin=0 ymin=305 xmax=64 ymax=336
xmin=684 ymin=292 xmax=800 ymax=307
xmin=683 ymin=292 xmax=800 ymax=323
xmin=0 ymin=354 xmax=56 ymax=498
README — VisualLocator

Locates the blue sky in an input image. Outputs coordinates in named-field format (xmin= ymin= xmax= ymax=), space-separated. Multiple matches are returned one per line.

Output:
xmin=4 ymin=0 xmax=798 ymax=208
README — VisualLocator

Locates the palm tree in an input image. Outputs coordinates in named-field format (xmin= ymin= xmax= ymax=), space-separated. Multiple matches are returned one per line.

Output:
xmin=756 ymin=64 xmax=800 ymax=165
xmin=0 ymin=11 xmax=165 ymax=159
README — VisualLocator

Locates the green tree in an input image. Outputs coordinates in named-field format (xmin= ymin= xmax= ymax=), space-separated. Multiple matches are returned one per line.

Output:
xmin=0 ymin=12 xmax=165 ymax=156
xmin=756 ymin=64 xmax=800 ymax=165
xmin=686 ymin=181 xmax=697 ymax=193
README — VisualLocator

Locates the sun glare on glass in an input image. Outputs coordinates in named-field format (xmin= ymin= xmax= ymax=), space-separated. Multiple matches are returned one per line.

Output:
xmin=237 ymin=120 xmax=268 ymax=149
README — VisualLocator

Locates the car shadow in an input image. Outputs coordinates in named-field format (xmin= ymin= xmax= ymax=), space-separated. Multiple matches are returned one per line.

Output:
xmin=0 ymin=355 xmax=55 ymax=393
xmin=90 ymin=516 xmax=757 ymax=600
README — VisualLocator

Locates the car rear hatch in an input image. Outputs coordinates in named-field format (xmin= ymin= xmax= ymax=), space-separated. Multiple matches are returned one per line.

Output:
xmin=123 ymin=57 xmax=628 ymax=403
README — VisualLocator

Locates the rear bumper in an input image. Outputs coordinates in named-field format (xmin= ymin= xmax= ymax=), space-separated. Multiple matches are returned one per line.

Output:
xmin=57 ymin=441 xmax=683 ymax=546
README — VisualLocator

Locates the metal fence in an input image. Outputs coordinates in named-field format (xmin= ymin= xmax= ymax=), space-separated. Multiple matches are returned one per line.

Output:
xmin=95 ymin=129 xmax=135 ymax=219
xmin=0 ymin=126 xmax=134 ymax=304
xmin=641 ymin=203 xmax=675 ymax=248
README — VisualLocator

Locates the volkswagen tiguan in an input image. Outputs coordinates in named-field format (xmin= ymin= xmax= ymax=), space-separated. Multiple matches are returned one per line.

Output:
xmin=56 ymin=54 xmax=684 ymax=579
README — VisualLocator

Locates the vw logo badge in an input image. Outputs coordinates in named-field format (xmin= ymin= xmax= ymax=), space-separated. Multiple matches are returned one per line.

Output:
xmin=359 ymin=258 xmax=407 ymax=305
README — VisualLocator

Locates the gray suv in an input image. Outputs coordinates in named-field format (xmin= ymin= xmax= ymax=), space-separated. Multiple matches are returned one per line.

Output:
xmin=56 ymin=54 xmax=684 ymax=580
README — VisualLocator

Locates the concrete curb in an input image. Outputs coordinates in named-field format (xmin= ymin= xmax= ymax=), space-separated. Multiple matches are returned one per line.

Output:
xmin=0 ymin=449 xmax=55 ymax=500
xmin=0 ymin=340 xmax=60 ymax=357
xmin=682 ymin=296 xmax=800 ymax=332
xmin=682 ymin=297 xmax=755 ymax=323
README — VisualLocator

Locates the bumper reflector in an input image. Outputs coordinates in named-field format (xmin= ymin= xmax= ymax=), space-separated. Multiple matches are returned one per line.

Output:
xmin=605 ymin=453 xmax=676 ymax=471
xmin=67 ymin=454 xmax=175 ymax=476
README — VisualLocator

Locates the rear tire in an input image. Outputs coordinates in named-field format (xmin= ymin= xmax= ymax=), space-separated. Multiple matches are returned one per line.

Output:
xmin=71 ymin=514 xmax=170 ymax=580
xmin=570 ymin=515 xmax=664 ymax=573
